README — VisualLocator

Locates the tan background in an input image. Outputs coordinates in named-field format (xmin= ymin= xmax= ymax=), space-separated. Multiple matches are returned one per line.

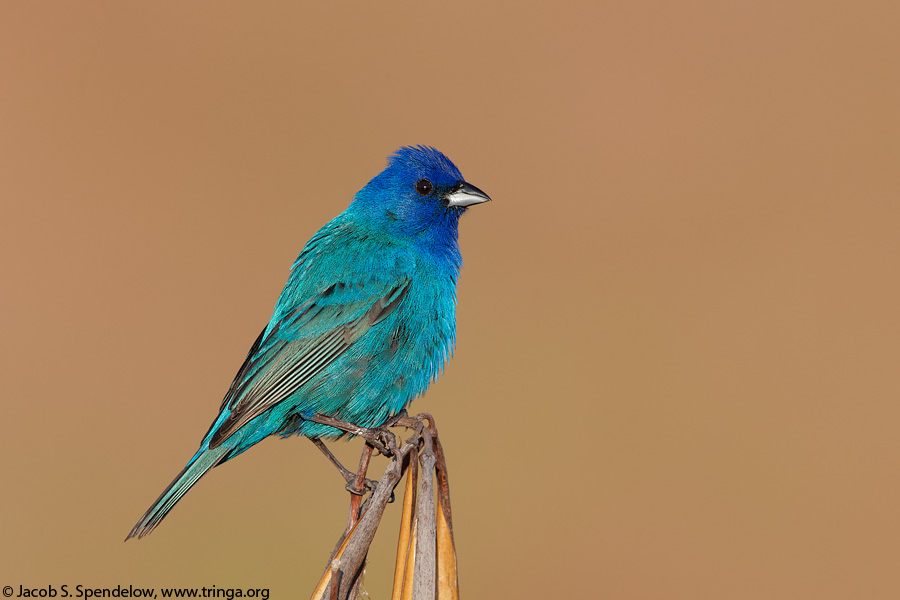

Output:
xmin=2 ymin=1 xmax=899 ymax=598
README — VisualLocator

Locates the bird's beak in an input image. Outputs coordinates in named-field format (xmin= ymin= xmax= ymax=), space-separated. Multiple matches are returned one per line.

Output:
xmin=445 ymin=182 xmax=492 ymax=207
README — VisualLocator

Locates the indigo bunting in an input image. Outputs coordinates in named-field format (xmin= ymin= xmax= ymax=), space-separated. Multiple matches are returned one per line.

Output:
xmin=127 ymin=146 xmax=490 ymax=539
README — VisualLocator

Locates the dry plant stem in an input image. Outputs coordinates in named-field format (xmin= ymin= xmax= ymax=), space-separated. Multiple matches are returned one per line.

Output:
xmin=391 ymin=449 xmax=418 ymax=600
xmin=401 ymin=519 xmax=417 ymax=600
xmin=435 ymin=494 xmax=459 ymax=600
xmin=312 ymin=411 xmax=452 ymax=600
xmin=412 ymin=427 xmax=437 ymax=600
xmin=310 ymin=519 xmax=363 ymax=600
xmin=432 ymin=436 xmax=459 ymax=599
xmin=329 ymin=561 xmax=341 ymax=600
xmin=322 ymin=440 xmax=417 ymax=600
xmin=346 ymin=443 xmax=374 ymax=534
xmin=347 ymin=575 xmax=363 ymax=600
xmin=326 ymin=527 xmax=352 ymax=573
xmin=433 ymin=437 xmax=453 ymax=532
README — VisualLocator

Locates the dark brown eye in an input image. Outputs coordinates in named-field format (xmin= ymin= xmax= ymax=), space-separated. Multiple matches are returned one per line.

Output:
xmin=415 ymin=179 xmax=433 ymax=196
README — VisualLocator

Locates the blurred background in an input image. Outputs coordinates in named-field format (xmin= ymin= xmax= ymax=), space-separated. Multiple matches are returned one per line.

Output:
xmin=2 ymin=1 xmax=899 ymax=598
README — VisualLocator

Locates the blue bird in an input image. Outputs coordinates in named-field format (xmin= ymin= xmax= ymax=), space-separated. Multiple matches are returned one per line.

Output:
xmin=127 ymin=146 xmax=490 ymax=539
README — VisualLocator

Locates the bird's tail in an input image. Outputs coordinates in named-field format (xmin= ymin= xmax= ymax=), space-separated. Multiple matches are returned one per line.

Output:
xmin=126 ymin=443 xmax=229 ymax=540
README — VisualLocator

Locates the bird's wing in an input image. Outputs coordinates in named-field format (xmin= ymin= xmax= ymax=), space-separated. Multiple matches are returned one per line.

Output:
xmin=207 ymin=275 xmax=411 ymax=448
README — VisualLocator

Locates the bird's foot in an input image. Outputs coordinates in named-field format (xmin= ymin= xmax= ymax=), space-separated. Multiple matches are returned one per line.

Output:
xmin=344 ymin=477 xmax=379 ymax=495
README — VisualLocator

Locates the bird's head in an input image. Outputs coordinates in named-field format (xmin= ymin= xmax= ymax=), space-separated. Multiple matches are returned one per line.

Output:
xmin=352 ymin=146 xmax=491 ymax=241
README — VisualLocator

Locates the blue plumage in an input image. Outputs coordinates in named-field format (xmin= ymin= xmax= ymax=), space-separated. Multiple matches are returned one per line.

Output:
xmin=127 ymin=146 xmax=490 ymax=539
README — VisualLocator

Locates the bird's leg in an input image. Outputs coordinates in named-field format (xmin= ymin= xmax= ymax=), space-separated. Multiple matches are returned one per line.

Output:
xmin=379 ymin=409 xmax=409 ymax=429
xmin=307 ymin=414 xmax=393 ymax=455
xmin=309 ymin=438 xmax=379 ymax=493
xmin=345 ymin=443 xmax=374 ymax=535
xmin=309 ymin=438 xmax=355 ymax=481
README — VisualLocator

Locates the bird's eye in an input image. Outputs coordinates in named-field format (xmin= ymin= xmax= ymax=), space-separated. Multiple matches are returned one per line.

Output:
xmin=415 ymin=179 xmax=433 ymax=196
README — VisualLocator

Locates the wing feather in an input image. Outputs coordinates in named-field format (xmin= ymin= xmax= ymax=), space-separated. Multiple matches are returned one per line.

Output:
xmin=208 ymin=278 xmax=410 ymax=448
